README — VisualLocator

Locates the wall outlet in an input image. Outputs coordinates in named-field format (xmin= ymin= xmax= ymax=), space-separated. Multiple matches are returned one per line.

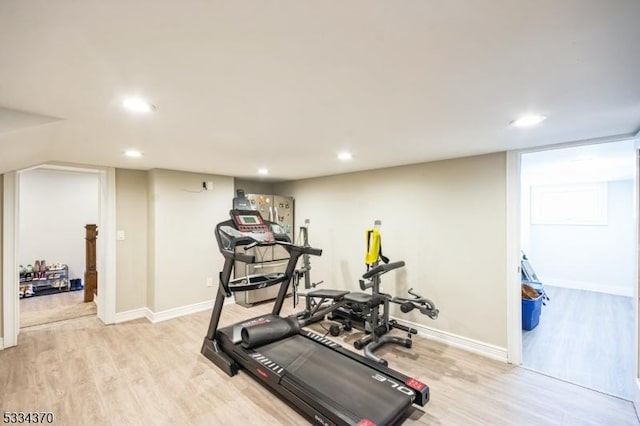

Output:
xmin=116 ymin=230 xmax=125 ymax=241
xmin=206 ymin=181 xmax=213 ymax=191
xmin=206 ymin=277 xmax=214 ymax=287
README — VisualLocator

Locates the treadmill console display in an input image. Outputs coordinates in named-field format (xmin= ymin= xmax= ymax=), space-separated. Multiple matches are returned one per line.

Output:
xmin=238 ymin=215 xmax=257 ymax=225
xmin=232 ymin=211 xmax=270 ymax=233
xmin=226 ymin=209 xmax=276 ymax=243
xmin=215 ymin=209 xmax=292 ymax=257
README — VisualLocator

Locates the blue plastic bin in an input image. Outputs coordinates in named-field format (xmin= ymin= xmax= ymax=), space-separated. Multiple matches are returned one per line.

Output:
xmin=522 ymin=292 xmax=543 ymax=331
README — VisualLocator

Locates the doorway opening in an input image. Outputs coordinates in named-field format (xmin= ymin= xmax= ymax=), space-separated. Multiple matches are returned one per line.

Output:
xmin=3 ymin=164 xmax=115 ymax=349
xmin=519 ymin=139 xmax=637 ymax=399
xmin=18 ymin=166 xmax=99 ymax=328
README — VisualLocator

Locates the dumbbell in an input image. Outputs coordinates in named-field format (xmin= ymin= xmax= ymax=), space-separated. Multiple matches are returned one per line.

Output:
xmin=329 ymin=320 xmax=352 ymax=336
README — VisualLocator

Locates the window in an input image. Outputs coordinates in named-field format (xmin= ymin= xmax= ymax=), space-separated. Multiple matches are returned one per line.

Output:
xmin=530 ymin=183 xmax=607 ymax=225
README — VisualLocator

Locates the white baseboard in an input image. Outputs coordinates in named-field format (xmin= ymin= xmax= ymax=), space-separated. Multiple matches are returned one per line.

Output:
xmin=145 ymin=299 xmax=214 ymax=324
xmin=545 ymin=278 xmax=633 ymax=297
xmin=114 ymin=296 xmax=234 ymax=325
xmin=115 ymin=308 xmax=148 ymax=324
xmin=114 ymin=300 xmax=508 ymax=363
xmin=394 ymin=317 xmax=509 ymax=363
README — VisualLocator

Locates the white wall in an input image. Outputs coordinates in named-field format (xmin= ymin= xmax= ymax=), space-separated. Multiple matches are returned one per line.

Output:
xmin=234 ymin=179 xmax=275 ymax=196
xmin=18 ymin=168 xmax=99 ymax=281
xmin=275 ymin=153 xmax=508 ymax=349
xmin=148 ymin=169 xmax=234 ymax=312
xmin=520 ymin=140 xmax=636 ymax=297
xmin=528 ymin=179 xmax=635 ymax=296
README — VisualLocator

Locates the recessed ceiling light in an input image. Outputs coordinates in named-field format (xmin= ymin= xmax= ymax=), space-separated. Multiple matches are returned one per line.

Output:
xmin=338 ymin=151 xmax=353 ymax=161
xmin=122 ymin=97 xmax=155 ymax=113
xmin=258 ymin=168 xmax=269 ymax=175
xmin=124 ymin=150 xmax=143 ymax=158
xmin=511 ymin=115 xmax=546 ymax=127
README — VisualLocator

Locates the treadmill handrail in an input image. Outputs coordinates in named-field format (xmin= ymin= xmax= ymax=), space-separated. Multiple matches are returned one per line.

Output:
xmin=244 ymin=240 xmax=323 ymax=257
xmin=215 ymin=219 xmax=290 ymax=264
xmin=362 ymin=260 xmax=406 ymax=279
xmin=276 ymin=241 xmax=323 ymax=256
xmin=228 ymin=273 xmax=287 ymax=292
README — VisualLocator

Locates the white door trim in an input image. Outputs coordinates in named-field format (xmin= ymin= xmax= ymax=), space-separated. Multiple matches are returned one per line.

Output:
xmin=506 ymin=151 xmax=522 ymax=364
xmin=2 ymin=172 xmax=19 ymax=348
xmin=97 ymin=167 xmax=117 ymax=325
xmin=634 ymin=131 xmax=640 ymax=409
xmin=2 ymin=164 xmax=116 ymax=349
xmin=506 ymin=132 xmax=638 ymax=366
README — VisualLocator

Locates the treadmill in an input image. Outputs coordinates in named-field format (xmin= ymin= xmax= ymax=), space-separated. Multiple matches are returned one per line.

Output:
xmin=201 ymin=209 xmax=429 ymax=426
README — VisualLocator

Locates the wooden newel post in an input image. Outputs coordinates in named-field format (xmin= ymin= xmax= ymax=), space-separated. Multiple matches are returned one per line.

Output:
xmin=84 ymin=224 xmax=98 ymax=303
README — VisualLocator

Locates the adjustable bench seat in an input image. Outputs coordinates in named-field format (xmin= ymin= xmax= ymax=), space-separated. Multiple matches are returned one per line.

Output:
xmin=344 ymin=292 xmax=372 ymax=305
xmin=307 ymin=289 xmax=350 ymax=300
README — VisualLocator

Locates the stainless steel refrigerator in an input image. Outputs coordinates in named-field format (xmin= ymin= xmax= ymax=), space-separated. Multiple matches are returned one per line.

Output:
xmin=234 ymin=193 xmax=295 ymax=306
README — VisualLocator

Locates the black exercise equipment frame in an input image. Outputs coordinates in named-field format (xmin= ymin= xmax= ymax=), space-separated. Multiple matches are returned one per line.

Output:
xmin=201 ymin=210 xmax=429 ymax=426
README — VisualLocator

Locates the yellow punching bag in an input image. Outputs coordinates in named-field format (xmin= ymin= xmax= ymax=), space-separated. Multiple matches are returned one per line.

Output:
xmin=365 ymin=228 xmax=382 ymax=267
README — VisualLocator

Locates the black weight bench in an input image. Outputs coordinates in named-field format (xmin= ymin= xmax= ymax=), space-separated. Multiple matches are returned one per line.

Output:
xmin=297 ymin=288 xmax=350 ymax=326
xmin=344 ymin=292 xmax=373 ymax=305
xmin=307 ymin=289 xmax=350 ymax=300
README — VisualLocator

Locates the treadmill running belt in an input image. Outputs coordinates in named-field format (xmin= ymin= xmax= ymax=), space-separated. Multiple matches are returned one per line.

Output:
xmin=258 ymin=335 xmax=413 ymax=425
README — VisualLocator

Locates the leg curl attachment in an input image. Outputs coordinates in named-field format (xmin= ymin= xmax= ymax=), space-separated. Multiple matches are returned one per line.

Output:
xmin=393 ymin=288 xmax=439 ymax=320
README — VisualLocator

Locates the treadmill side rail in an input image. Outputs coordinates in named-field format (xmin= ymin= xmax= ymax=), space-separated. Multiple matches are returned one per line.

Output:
xmin=201 ymin=337 xmax=239 ymax=377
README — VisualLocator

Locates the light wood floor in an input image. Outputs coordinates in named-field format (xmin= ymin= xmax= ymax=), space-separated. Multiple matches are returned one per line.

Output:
xmin=523 ymin=285 xmax=635 ymax=400
xmin=20 ymin=290 xmax=96 ymax=328
xmin=1 ymin=300 xmax=638 ymax=426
